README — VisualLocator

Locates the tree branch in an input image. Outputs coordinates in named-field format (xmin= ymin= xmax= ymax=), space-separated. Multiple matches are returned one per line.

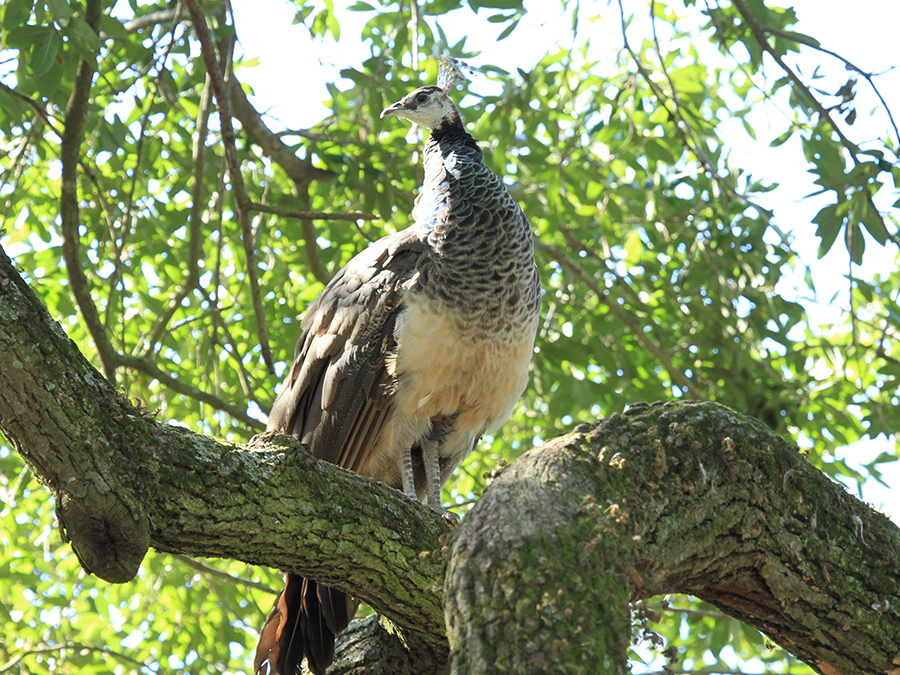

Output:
xmin=537 ymin=240 xmax=707 ymax=400
xmin=756 ymin=25 xmax=899 ymax=148
xmin=446 ymin=400 xmax=900 ymax=675
xmin=183 ymin=0 xmax=274 ymax=373
xmin=227 ymin=77 xmax=339 ymax=285
xmin=116 ymin=352 xmax=265 ymax=430
xmin=142 ymin=75 xmax=214 ymax=357
xmin=59 ymin=0 xmax=116 ymax=381
xmin=248 ymin=201 xmax=378 ymax=222
xmin=0 ymin=243 xmax=448 ymax=657
xmin=227 ymin=77 xmax=336 ymax=187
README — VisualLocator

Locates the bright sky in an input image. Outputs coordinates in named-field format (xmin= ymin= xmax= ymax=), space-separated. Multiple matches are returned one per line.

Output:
xmin=229 ymin=0 xmax=900 ymax=521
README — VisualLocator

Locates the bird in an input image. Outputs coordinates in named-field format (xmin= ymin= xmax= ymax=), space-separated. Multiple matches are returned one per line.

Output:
xmin=254 ymin=71 xmax=541 ymax=675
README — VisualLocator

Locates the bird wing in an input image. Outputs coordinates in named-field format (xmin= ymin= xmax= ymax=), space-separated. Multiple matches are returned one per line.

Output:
xmin=267 ymin=226 xmax=424 ymax=477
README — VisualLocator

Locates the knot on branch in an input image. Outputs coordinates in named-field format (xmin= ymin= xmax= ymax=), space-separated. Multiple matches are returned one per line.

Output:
xmin=57 ymin=478 xmax=150 ymax=583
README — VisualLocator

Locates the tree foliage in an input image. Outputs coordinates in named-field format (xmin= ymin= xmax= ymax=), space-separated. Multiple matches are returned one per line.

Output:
xmin=0 ymin=0 xmax=897 ymax=672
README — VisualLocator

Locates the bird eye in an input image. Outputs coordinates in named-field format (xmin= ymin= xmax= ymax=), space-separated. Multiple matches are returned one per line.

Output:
xmin=415 ymin=93 xmax=429 ymax=104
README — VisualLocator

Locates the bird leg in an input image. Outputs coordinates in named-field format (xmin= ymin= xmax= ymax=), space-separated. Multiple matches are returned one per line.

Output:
xmin=402 ymin=439 xmax=458 ymax=521
xmin=422 ymin=437 xmax=443 ymax=510
xmin=401 ymin=445 xmax=417 ymax=499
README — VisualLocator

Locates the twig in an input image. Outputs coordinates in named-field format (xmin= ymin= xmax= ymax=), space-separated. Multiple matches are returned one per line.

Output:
xmin=248 ymin=201 xmax=378 ymax=222
xmin=617 ymin=0 xmax=760 ymax=218
xmin=0 ymin=81 xmax=63 ymax=139
xmin=183 ymin=0 xmax=274 ymax=374
xmin=116 ymin=7 xmax=187 ymax=347
xmin=227 ymin=77 xmax=336 ymax=185
xmin=275 ymin=128 xmax=333 ymax=142
xmin=173 ymin=554 xmax=279 ymax=594
xmin=122 ymin=9 xmax=183 ymax=34
xmin=731 ymin=1 xmax=855 ymax=154
xmin=142 ymin=74 xmax=214 ymax=357
xmin=0 ymin=643 xmax=150 ymax=673
xmin=117 ymin=353 xmax=265 ymax=430
xmin=758 ymin=24 xmax=900 ymax=147
xmin=731 ymin=0 xmax=898 ymax=249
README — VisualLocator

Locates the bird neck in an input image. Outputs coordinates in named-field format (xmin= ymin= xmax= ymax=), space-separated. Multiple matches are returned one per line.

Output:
xmin=425 ymin=122 xmax=480 ymax=155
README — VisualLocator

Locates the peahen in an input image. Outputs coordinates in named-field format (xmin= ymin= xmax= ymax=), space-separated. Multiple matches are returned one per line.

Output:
xmin=254 ymin=67 xmax=541 ymax=675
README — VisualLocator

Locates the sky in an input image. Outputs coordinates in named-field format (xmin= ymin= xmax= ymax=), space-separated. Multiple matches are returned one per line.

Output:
xmin=228 ymin=0 xmax=900 ymax=520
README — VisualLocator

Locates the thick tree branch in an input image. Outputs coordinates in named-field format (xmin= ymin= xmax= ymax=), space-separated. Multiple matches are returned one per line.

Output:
xmin=446 ymin=400 xmax=900 ymax=675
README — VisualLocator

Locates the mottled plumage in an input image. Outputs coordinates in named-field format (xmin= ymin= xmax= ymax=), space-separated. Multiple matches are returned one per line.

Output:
xmin=255 ymin=83 xmax=541 ymax=675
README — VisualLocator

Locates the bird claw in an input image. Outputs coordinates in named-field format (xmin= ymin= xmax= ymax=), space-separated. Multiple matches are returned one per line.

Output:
xmin=427 ymin=503 xmax=460 ymax=524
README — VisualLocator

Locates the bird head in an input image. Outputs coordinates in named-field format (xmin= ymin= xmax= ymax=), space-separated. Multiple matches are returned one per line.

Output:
xmin=380 ymin=86 xmax=462 ymax=131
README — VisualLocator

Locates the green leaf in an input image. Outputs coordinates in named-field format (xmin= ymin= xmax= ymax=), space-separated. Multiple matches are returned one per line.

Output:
xmin=497 ymin=16 xmax=520 ymax=40
xmin=1 ymin=0 xmax=34 ymax=30
xmin=28 ymin=29 xmax=59 ymax=76
xmin=769 ymin=128 xmax=792 ymax=147
xmin=5 ymin=23 xmax=50 ymax=50
xmin=857 ymin=196 xmax=889 ymax=245
xmin=99 ymin=14 xmax=128 ymax=40
xmin=468 ymin=0 xmax=524 ymax=9
xmin=812 ymin=203 xmax=843 ymax=258
xmin=45 ymin=0 xmax=70 ymax=23
xmin=64 ymin=15 xmax=100 ymax=54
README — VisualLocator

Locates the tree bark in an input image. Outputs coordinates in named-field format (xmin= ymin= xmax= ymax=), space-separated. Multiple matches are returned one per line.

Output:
xmin=2 ymin=244 xmax=899 ymax=675
xmin=446 ymin=402 xmax=900 ymax=675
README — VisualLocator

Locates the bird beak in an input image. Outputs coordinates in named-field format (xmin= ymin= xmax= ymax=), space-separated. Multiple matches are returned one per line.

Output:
xmin=380 ymin=100 xmax=407 ymax=119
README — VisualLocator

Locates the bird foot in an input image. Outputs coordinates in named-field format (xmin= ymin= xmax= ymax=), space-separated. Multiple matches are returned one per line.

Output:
xmin=427 ymin=502 xmax=460 ymax=524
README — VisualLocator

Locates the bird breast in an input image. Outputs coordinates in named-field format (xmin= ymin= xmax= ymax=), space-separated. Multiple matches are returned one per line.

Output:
xmin=389 ymin=295 xmax=537 ymax=435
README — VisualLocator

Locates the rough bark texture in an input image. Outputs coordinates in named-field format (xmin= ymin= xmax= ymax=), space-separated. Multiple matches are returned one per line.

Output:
xmin=2 ymin=245 xmax=900 ymax=675
xmin=446 ymin=401 xmax=900 ymax=675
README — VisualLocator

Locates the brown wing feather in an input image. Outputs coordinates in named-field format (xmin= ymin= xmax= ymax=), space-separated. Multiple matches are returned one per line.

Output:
xmin=267 ymin=227 xmax=423 ymax=479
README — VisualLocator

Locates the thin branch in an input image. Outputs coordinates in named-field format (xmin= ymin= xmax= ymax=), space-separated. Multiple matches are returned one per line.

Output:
xmin=758 ymin=24 xmax=900 ymax=147
xmin=122 ymin=9 xmax=182 ymax=34
xmin=115 ymin=8 xmax=187 ymax=347
xmin=301 ymin=210 xmax=332 ymax=282
xmin=58 ymin=0 xmax=117 ymax=381
xmin=183 ymin=0 xmax=274 ymax=374
xmin=617 ymin=0 xmax=760 ymax=218
xmin=730 ymin=0 xmax=855 ymax=153
xmin=142 ymin=74 xmax=214 ymax=357
xmin=640 ymin=668 xmax=814 ymax=675
xmin=248 ymin=201 xmax=378 ymax=222
xmin=173 ymin=554 xmax=279 ymax=594
xmin=117 ymin=353 xmax=265 ymax=430
xmin=0 ymin=643 xmax=150 ymax=673
xmin=227 ymin=77 xmax=336 ymax=186
xmin=275 ymin=127 xmax=334 ymax=143
xmin=0 ymin=81 xmax=63 ymax=139
xmin=730 ymin=0 xmax=899 ymax=252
